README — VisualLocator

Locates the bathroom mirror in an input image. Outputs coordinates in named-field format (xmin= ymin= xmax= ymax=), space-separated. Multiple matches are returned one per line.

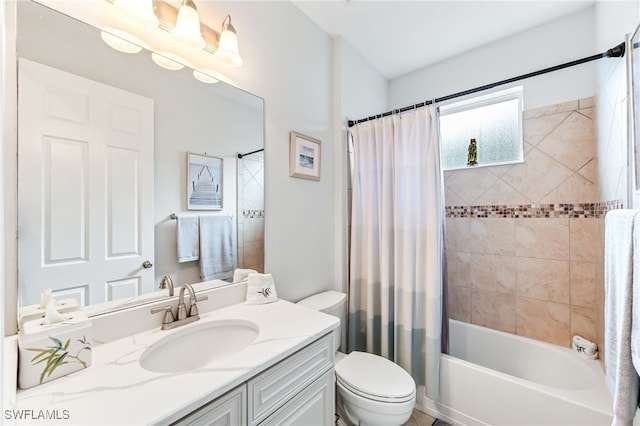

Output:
xmin=16 ymin=1 xmax=264 ymax=316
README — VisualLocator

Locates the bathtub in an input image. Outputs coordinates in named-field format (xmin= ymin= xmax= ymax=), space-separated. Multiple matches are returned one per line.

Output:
xmin=418 ymin=320 xmax=613 ymax=425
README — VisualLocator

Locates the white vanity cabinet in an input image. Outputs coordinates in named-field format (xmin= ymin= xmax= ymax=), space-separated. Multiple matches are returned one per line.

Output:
xmin=172 ymin=333 xmax=334 ymax=426
xmin=174 ymin=385 xmax=247 ymax=426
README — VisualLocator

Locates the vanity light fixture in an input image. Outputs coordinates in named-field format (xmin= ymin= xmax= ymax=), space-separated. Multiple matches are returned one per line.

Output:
xmin=170 ymin=0 xmax=206 ymax=49
xmin=215 ymin=15 xmax=243 ymax=67
xmin=102 ymin=0 xmax=243 ymax=84
xmin=100 ymin=30 xmax=144 ymax=54
xmin=151 ymin=52 xmax=186 ymax=71
xmin=113 ymin=0 xmax=158 ymax=27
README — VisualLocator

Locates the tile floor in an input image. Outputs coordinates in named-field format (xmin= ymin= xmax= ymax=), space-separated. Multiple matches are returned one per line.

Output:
xmin=401 ymin=408 xmax=437 ymax=426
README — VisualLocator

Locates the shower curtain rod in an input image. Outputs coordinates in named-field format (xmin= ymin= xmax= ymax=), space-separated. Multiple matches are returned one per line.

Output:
xmin=237 ymin=148 xmax=264 ymax=159
xmin=347 ymin=41 xmax=626 ymax=128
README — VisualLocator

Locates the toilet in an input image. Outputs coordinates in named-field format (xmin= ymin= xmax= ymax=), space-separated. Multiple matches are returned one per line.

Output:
xmin=297 ymin=291 xmax=416 ymax=426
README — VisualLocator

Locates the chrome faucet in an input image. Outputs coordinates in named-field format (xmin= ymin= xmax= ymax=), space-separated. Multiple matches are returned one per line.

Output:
xmin=159 ymin=275 xmax=174 ymax=296
xmin=151 ymin=283 xmax=208 ymax=330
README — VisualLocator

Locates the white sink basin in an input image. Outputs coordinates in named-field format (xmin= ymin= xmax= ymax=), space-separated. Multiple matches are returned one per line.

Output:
xmin=140 ymin=319 xmax=260 ymax=373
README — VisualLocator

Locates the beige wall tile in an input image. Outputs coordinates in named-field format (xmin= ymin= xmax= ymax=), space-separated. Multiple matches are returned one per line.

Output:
xmin=516 ymin=297 xmax=571 ymax=346
xmin=516 ymin=258 xmax=570 ymax=303
xmin=445 ymin=187 xmax=466 ymax=207
xmin=579 ymin=97 xmax=595 ymax=109
xmin=471 ymin=290 xmax=516 ymax=333
xmin=523 ymin=100 xmax=579 ymax=119
xmin=445 ymin=168 xmax=498 ymax=205
xmin=447 ymin=251 xmax=471 ymax=288
xmin=537 ymin=112 xmax=595 ymax=172
xmin=441 ymin=97 xmax=600 ymax=348
xmin=570 ymin=219 xmax=598 ymax=262
xmin=473 ymin=179 xmax=532 ymax=206
xmin=571 ymin=306 xmax=597 ymax=344
xmin=523 ymin=111 xmax=570 ymax=146
xmin=570 ymin=261 xmax=596 ymax=308
xmin=470 ymin=218 xmax=515 ymax=255
xmin=446 ymin=218 xmax=470 ymax=252
xmin=502 ymin=149 xmax=573 ymax=203
xmin=470 ymin=253 xmax=516 ymax=294
xmin=448 ymin=285 xmax=471 ymax=323
xmin=515 ymin=218 xmax=570 ymax=260
xmin=540 ymin=174 xmax=596 ymax=204
xmin=579 ymin=107 xmax=594 ymax=119
xmin=577 ymin=159 xmax=597 ymax=184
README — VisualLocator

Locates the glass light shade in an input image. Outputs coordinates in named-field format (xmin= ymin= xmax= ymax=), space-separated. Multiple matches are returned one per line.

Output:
xmin=171 ymin=1 xmax=206 ymax=49
xmin=193 ymin=70 xmax=220 ymax=84
xmin=216 ymin=30 xmax=243 ymax=66
xmin=100 ymin=30 xmax=143 ymax=54
xmin=151 ymin=52 xmax=185 ymax=70
xmin=215 ymin=16 xmax=243 ymax=67
xmin=113 ymin=0 xmax=158 ymax=27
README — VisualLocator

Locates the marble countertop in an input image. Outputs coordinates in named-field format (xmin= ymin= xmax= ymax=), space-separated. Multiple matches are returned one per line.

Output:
xmin=7 ymin=300 xmax=339 ymax=425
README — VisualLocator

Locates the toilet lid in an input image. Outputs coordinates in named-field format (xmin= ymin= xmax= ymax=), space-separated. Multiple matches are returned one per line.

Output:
xmin=335 ymin=351 xmax=416 ymax=402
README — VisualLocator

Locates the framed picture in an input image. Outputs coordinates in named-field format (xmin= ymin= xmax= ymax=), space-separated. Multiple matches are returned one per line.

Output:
xmin=187 ymin=152 xmax=223 ymax=210
xmin=289 ymin=131 xmax=321 ymax=181
xmin=631 ymin=25 xmax=640 ymax=192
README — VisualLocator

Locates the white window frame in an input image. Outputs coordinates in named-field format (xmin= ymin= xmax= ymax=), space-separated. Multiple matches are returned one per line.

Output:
xmin=439 ymin=85 xmax=524 ymax=171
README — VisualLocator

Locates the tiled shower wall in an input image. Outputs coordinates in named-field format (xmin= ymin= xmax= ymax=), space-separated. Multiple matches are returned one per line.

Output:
xmin=445 ymin=97 xmax=617 ymax=348
xmin=237 ymin=152 xmax=265 ymax=273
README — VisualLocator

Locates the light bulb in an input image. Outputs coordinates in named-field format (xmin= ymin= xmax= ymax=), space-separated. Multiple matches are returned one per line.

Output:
xmin=171 ymin=0 xmax=206 ymax=49
xmin=113 ymin=0 xmax=158 ymax=27
xmin=215 ymin=15 xmax=243 ymax=67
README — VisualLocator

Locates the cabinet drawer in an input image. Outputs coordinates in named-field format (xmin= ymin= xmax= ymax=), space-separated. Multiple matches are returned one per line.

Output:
xmin=173 ymin=384 xmax=246 ymax=426
xmin=248 ymin=333 xmax=333 ymax=425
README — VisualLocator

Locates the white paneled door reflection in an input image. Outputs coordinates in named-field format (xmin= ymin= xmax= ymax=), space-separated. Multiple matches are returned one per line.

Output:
xmin=18 ymin=58 xmax=154 ymax=307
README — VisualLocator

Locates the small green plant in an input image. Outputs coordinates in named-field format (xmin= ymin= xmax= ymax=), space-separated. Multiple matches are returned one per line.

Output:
xmin=27 ymin=335 xmax=92 ymax=384
xmin=257 ymin=286 xmax=272 ymax=298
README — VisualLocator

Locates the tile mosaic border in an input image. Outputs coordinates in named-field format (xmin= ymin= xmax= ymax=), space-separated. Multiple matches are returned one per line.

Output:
xmin=445 ymin=200 xmax=623 ymax=219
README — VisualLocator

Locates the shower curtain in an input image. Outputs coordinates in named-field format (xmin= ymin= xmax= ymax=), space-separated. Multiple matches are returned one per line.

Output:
xmin=348 ymin=106 xmax=446 ymax=399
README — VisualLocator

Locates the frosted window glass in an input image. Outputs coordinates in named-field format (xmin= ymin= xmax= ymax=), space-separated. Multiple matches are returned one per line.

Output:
xmin=440 ymin=91 xmax=523 ymax=170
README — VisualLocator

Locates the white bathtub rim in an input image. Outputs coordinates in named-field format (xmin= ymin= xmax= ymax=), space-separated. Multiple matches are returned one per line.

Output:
xmin=449 ymin=319 xmax=600 ymax=389
xmin=441 ymin=352 xmax=612 ymax=417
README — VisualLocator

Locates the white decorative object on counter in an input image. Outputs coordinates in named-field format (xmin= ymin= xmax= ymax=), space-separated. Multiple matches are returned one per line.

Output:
xmin=245 ymin=273 xmax=278 ymax=305
xmin=18 ymin=295 xmax=78 ymax=327
xmin=18 ymin=311 xmax=92 ymax=389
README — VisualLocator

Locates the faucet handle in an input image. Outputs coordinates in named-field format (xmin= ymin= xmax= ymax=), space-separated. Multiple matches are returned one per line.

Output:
xmin=151 ymin=305 xmax=175 ymax=328
xmin=187 ymin=295 xmax=208 ymax=317
xmin=176 ymin=303 xmax=187 ymax=321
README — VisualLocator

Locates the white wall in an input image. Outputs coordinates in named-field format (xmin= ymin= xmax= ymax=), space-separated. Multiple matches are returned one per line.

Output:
xmin=390 ymin=7 xmax=597 ymax=111
xmin=195 ymin=1 xmax=338 ymax=302
xmin=338 ymin=38 xmax=389 ymax=122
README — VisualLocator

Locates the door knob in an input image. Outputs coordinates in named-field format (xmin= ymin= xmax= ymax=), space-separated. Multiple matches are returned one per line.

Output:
xmin=142 ymin=260 xmax=153 ymax=269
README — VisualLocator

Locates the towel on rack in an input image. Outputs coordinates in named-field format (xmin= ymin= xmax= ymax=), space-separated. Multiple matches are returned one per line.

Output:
xmin=199 ymin=215 xmax=235 ymax=281
xmin=605 ymin=209 xmax=640 ymax=425
xmin=176 ymin=215 xmax=199 ymax=263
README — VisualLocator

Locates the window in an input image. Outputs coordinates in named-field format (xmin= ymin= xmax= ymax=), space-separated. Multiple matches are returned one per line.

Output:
xmin=439 ymin=86 xmax=524 ymax=170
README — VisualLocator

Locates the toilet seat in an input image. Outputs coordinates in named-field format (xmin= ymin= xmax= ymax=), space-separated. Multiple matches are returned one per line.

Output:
xmin=335 ymin=351 xmax=416 ymax=404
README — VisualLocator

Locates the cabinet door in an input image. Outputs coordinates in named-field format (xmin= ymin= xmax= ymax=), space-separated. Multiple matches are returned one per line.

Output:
xmin=248 ymin=334 xmax=333 ymax=425
xmin=173 ymin=385 xmax=247 ymax=426
xmin=261 ymin=369 xmax=335 ymax=426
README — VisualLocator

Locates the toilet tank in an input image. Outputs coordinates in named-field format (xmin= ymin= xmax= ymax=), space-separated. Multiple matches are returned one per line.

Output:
xmin=297 ymin=291 xmax=346 ymax=352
